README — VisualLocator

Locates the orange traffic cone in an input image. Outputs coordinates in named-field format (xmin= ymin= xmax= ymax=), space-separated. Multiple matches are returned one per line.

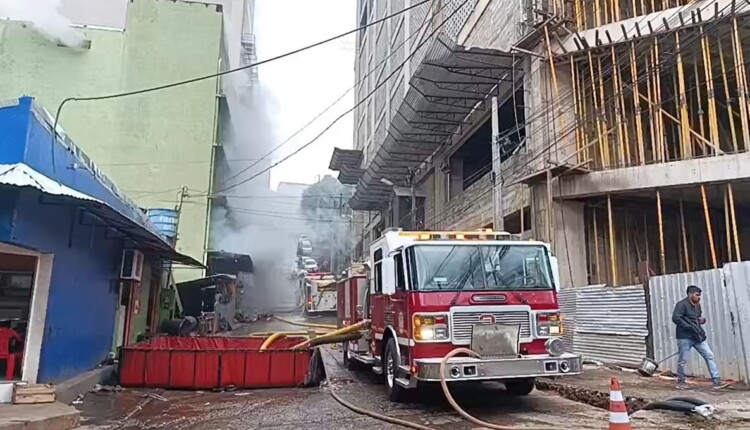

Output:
xmin=609 ymin=377 xmax=633 ymax=430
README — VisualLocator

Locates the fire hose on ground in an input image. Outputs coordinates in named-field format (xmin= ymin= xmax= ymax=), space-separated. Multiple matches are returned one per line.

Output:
xmin=257 ymin=322 xmax=554 ymax=429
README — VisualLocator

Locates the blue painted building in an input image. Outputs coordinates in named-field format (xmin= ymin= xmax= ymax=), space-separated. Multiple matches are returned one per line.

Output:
xmin=0 ymin=97 xmax=200 ymax=384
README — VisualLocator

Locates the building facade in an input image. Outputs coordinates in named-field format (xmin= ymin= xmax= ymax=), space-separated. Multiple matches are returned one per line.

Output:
xmin=333 ymin=0 xmax=750 ymax=289
xmin=0 ymin=97 xmax=198 ymax=384
xmin=0 ymin=0 xmax=227 ymax=281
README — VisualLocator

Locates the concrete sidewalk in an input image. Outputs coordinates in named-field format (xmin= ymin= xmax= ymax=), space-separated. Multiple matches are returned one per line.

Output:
xmin=0 ymin=402 xmax=79 ymax=430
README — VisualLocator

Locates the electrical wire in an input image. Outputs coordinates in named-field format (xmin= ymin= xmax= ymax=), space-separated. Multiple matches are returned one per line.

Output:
xmin=422 ymin=10 xmax=749 ymax=229
xmin=49 ymin=0 xmax=433 ymax=175
xmin=217 ymin=0 xmax=450 ymax=189
xmin=215 ymin=0 xmax=472 ymax=195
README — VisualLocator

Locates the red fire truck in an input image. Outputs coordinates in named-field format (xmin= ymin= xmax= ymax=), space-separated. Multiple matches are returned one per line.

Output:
xmin=302 ymin=273 xmax=337 ymax=315
xmin=343 ymin=229 xmax=581 ymax=401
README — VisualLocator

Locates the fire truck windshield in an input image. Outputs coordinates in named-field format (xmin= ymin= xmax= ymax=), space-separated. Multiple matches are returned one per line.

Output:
xmin=408 ymin=244 xmax=554 ymax=292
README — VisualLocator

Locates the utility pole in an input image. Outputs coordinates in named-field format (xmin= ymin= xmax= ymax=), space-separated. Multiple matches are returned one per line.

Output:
xmin=408 ymin=168 xmax=416 ymax=230
xmin=491 ymin=96 xmax=505 ymax=231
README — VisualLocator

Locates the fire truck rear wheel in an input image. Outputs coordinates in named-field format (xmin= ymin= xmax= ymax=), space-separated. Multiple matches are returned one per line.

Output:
xmin=503 ymin=378 xmax=535 ymax=396
xmin=384 ymin=338 xmax=406 ymax=402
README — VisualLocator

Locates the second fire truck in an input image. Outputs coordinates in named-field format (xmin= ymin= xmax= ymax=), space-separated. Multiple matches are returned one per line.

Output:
xmin=340 ymin=229 xmax=582 ymax=401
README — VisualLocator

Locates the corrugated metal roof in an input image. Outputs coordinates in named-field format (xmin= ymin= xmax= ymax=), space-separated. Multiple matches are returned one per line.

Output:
xmin=350 ymin=31 xmax=518 ymax=210
xmin=0 ymin=163 xmax=100 ymax=203
xmin=561 ymin=284 xmax=648 ymax=367
xmin=574 ymin=285 xmax=649 ymax=337
xmin=0 ymin=163 xmax=203 ymax=267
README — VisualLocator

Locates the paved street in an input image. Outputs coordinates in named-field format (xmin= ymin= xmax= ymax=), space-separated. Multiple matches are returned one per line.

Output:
xmin=73 ymin=314 xmax=750 ymax=429
xmin=74 ymin=315 xmax=609 ymax=429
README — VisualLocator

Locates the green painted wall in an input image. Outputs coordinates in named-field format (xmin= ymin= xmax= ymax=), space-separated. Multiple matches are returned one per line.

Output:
xmin=0 ymin=0 xmax=222 ymax=281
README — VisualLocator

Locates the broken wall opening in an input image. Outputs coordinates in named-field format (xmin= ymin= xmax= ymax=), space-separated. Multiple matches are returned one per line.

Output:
xmin=449 ymin=90 xmax=526 ymax=196
xmin=583 ymin=181 xmax=750 ymax=286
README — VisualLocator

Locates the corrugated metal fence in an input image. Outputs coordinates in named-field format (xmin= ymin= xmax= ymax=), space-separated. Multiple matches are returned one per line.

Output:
xmin=650 ymin=263 xmax=750 ymax=383
xmin=559 ymin=284 xmax=648 ymax=367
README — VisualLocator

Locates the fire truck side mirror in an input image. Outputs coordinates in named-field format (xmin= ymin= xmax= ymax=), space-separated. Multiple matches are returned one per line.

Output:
xmin=550 ymin=256 xmax=561 ymax=291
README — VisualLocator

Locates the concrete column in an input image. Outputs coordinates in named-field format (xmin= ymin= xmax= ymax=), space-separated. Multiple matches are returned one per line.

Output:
xmin=449 ymin=158 xmax=463 ymax=199
xmin=531 ymin=182 xmax=587 ymax=288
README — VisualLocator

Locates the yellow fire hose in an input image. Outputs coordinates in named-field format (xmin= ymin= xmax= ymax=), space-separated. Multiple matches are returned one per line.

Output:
xmin=249 ymin=331 xmax=326 ymax=339
xmin=292 ymin=320 xmax=369 ymax=350
xmin=273 ymin=315 xmax=337 ymax=330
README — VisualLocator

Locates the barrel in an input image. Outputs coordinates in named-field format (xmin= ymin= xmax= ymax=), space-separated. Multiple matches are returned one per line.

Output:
xmin=147 ymin=208 xmax=178 ymax=239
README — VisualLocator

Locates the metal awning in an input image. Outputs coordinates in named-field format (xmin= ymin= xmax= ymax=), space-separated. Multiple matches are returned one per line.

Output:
xmin=350 ymin=33 xmax=520 ymax=210
xmin=0 ymin=163 xmax=203 ymax=267
xmin=329 ymin=148 xmax=364 ymax=185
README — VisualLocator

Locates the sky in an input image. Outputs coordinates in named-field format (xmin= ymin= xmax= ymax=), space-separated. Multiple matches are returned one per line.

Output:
xmin=254 ymin=0 xmax=356 ymax=189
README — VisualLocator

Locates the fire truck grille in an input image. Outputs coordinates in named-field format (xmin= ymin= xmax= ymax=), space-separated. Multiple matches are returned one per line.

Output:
xmin=451 ymin=310 xmax=532 ymax=343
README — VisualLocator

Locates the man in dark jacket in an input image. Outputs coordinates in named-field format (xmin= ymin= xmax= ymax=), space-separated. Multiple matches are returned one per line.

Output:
xmin=671 ymin=285 xmax=725 ymax=389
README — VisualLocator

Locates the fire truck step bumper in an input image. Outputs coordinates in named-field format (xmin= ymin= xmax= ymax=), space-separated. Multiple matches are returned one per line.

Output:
xmin=413 ymin=353 xmax=582 ymax=382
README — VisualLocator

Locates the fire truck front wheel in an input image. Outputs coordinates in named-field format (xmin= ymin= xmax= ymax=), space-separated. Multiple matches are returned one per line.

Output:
xmin=342 ymin=343 xmax=361 ymax=371
xmin=384 ymin=338 xmax=406 ymax=402
xmin=503 ymin=378 xmax=535 ymax=396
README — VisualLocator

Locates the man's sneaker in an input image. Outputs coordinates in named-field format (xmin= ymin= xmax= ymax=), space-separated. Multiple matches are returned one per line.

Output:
xmin=676 ymin=382 xmax=689 ymax=390
xmin=712 ymin=382 xmax=731 ymax=390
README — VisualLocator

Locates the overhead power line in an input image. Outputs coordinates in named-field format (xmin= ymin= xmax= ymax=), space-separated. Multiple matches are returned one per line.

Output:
xmin=217 ymin=0 xmax=453 ymax=189
xmin=215 ymin=0 xmax=471 ymax=194
xmin=49 ymin=0 xmax=433 ymax=174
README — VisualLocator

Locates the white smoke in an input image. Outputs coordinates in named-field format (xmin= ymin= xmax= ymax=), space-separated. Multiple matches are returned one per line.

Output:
xmin=210 ymin=81 xmax=308 ymax=314
xmin=0 ymin=0 xmax=85 ymax=48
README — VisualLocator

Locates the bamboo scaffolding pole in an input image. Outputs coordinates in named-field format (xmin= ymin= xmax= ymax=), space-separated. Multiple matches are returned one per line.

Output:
xmin=718 ymin=37 xmax=740 ymax=153
xmin=614 ymin=0 xmax=620 ymax=22
xmin=679 ymin=200 xmax=690 ymax=272
xmin=544 ymin=26 xmax=565 ymax=160
xmin=724 ymin=189 xmax=732 ymax=262
xmin=593 ymin=207 xmax=601 ymax=283
xmin=646 ymin=44 xmax=656 ymax=162
xmin=657 ymin=190 xmax=666 ymax=274
xmin=727 ymin=183 xmax=741 ymax=261
xmin=670 ymin=66 xmax=680 ymax=159
xmin=655 ymin=39 xmax=668 ymax=161
xmin=636 ymin=91 xmax=720 ymax=154
xmin=595 ymin=0 xmax=602 ymax=27
xmin=693 ymin=57 xmax=706 ymax=156
xmin=731 ymin=18 xmax=750 ymax=150
xmin=598 ymin=58 xmax=611 ymax=167
xmin=588 ymin=52 xmax=606 ymax=167
xmin=625 ymin=212 xmax=632 ymax=281
xmin=700 ymin=184 xmax=718 ymax=269
xmin=611 ymin=47 xmax=627 ymax=167
xmin=607 ymin=195 xmax=617 ymax=285
xmin=675 ymin=32 xmax=692 ymax=160
xmin=571 ymin=59 xmax=582 ymax=164
xmin=700 ymin=26 xmax=721 ymax=156
xmin=575 ymin=0 xmax=584 ymax=29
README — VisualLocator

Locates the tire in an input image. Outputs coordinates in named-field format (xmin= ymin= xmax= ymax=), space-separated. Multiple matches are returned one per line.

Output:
xmin=384 ymin=338 xmax=406 ymax=402
xmin=343 ymin=342 xmax=361 ymax=371
xmin=504 ymin=378 xmax=535 ymax=396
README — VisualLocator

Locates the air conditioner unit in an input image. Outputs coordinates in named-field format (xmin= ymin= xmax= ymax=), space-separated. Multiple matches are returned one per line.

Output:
xmin=120 ymin=249 xmax=144 ymax=281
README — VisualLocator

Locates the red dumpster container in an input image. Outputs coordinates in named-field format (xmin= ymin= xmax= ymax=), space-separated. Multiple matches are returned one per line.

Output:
xmin=119 ymin=337 xmax=312 ymax=389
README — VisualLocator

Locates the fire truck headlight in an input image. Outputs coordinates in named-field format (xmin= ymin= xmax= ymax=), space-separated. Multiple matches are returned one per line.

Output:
xmin=536 ymin=312 xmax=563 ymax=337
xmin=419 ymin=326 xmax=435 ymax=340
xmin=413 ymin=314 xmax=449 ymax=341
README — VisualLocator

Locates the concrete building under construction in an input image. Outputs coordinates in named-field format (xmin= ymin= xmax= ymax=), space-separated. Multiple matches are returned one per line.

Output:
xmin=331 ymin=0 xmax=750 ymax=288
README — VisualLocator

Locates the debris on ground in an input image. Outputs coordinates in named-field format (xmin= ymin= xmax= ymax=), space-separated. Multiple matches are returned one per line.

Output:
xmin=91 ymin=384 xmax=123 ymax=393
